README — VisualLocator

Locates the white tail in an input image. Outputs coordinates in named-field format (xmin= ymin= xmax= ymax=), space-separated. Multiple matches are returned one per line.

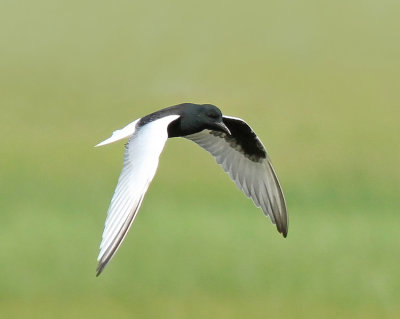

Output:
xmin=95 ymin=119 xmax=140 ymax=147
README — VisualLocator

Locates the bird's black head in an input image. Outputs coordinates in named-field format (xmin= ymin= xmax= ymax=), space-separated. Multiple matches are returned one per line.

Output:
xmin=177 ymin=103 xmax=231 ymax=136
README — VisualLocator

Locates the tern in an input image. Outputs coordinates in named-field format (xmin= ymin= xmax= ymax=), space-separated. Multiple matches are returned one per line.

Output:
xmin=96 ymin=103 xmax=288 ymax=276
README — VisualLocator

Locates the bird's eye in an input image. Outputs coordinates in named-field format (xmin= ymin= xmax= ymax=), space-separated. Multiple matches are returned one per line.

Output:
xmin=206 ymin=112 xmax=219 ymax=119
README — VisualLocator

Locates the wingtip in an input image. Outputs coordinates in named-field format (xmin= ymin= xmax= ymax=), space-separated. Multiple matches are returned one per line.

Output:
xmin=280 ymin=218 xmax=288 ymax=238
xmin=96 ymin=253 xmax=112 ymax=276
xmin=273 ymin=211 xmax=288 ymax=238
xmin=277 ymin=219 xmax=288 ymax=238
xmin=96 ymin=263 xmax=105 ymax=277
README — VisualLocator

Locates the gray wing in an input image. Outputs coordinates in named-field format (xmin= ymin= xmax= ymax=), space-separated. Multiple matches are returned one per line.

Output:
xmin=185 ymin=115 xmax=288 ymax=237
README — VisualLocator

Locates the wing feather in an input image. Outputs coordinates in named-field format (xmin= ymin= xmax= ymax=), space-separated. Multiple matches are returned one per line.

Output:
xmin=96 ymin=115 xmax=179 ymax=275
xmin=185 ymin=116 xmax=288 ymax=237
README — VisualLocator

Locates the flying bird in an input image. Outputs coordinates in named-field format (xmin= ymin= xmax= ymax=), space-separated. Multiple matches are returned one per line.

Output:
xmin=96 ymin=103 xmax=288 ymax=276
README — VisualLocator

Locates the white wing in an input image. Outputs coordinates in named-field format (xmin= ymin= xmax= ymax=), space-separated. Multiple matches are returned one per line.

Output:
xmin=185 ymin=116 xmax=288 ymax=237
xmin=96 ymin=115 xmax=179 ymax=275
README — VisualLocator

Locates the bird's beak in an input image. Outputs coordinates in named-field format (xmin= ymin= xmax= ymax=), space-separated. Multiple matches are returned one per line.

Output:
xmin=215 ymin=121 xmax=231 ymax=135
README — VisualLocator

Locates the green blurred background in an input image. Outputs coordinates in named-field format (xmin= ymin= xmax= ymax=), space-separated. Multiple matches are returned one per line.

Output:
xmin=1 ymin=0 xmax=399 ymax=318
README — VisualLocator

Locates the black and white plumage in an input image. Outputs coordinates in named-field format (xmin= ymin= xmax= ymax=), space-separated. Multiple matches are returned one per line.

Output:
xmin=96 ymin=103 xmax=288 ymax=276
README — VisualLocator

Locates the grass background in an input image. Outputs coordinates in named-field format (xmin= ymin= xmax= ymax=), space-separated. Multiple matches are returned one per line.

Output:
xmin=1 ymin=0 xmax=399 ymax=318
